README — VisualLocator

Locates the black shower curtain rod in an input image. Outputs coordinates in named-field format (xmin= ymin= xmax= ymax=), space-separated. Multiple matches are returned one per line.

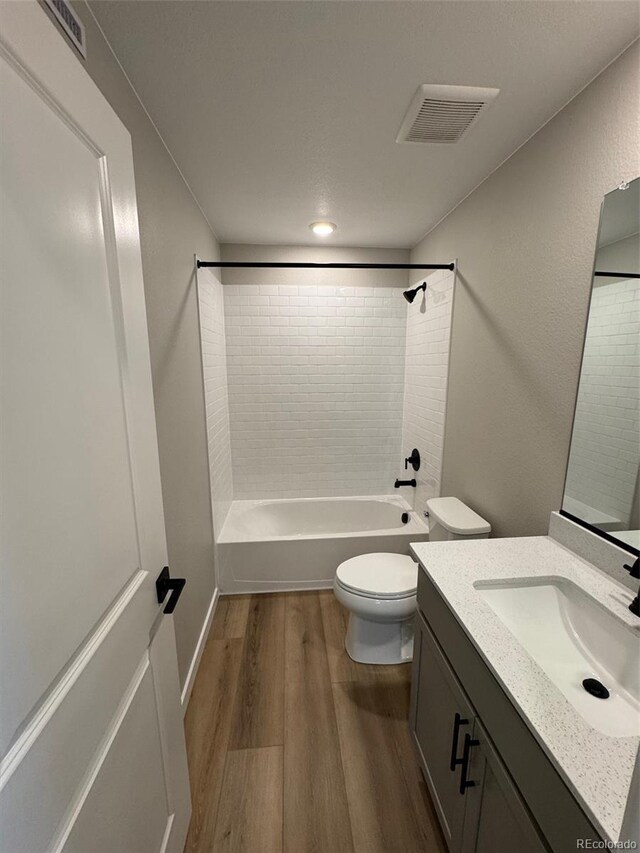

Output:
xmin=594 ymin=270 xmax=640 ymax=278
xmin=196 ymin=260 xmax=455 ymax=271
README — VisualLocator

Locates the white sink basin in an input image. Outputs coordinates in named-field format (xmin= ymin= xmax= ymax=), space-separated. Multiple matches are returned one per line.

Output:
xmin=474 ymin=577 xmax=640 ymax=737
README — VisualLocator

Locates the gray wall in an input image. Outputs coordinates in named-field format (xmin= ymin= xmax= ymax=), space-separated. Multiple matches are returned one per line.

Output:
xmin=80 ymin=3 xmax=220 ymax=688
xmin=220 ymin=244 xmax=410 ymax=287
xmin=411 ymin=42 xmax=640 ymax=538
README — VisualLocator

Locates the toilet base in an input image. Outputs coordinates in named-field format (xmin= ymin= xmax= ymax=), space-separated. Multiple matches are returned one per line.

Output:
xmin=345 ymin=613 xmax=414 ymax=665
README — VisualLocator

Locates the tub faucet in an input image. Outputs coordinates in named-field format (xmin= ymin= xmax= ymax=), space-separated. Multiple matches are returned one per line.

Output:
xmin=624 ymin=558 xmax=640 ymax=616
xmin=394 ymin=478 xmax=416 ymax=488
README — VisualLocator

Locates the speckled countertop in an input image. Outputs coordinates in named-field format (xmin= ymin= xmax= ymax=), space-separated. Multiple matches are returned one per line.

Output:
xmin=409 ymin=535 xmax=639 ymax=844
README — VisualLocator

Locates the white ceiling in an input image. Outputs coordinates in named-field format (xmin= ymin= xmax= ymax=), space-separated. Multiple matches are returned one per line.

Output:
xmin=90 ymin=1 xmax=639 ymax=248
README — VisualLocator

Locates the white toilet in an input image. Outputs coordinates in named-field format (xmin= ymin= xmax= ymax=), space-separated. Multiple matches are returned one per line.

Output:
xmin=333 ymin=497 xmax=491 ymax=664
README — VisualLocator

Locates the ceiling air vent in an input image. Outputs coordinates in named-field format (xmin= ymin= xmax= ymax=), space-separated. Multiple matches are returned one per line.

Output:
xmin=396 ymin=84 xmax=499 ymax=145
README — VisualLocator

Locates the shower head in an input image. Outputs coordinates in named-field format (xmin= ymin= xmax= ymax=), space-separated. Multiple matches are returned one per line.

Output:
xmin=403 ymin=282 xmax=427 ymax=304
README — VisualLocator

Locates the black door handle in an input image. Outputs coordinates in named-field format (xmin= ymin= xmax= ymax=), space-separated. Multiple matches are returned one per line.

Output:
xmin=459 ymin=732 xmax=480 ymax=795
xmin=156 ymin=566 xmax=186 ymax=614
xmin=449 ymin=712 xmax=469 ymax=771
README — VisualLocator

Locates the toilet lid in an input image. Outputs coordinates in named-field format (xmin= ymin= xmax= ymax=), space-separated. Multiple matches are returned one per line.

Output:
xmin=336 ymin=553 xmax=418 ymax=599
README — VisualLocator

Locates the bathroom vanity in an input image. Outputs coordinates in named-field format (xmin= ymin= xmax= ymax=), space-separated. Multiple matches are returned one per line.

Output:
xmin=409 ymin=535 xmax=639 ymax=853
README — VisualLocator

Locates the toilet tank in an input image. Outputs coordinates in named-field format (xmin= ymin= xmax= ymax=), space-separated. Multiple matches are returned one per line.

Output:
xmin=426 ymin=497 xmax=491 ymax=542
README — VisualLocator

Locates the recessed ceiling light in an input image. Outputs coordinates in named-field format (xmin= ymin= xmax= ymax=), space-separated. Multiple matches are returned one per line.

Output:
xmin=309 ymin=221 xmax=337 ymax=236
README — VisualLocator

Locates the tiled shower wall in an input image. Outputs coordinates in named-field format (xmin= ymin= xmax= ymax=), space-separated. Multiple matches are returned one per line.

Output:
xmin=223 ymin=284 xmax=407 ymax=498
xmin=401 ymin=268 xmax=456 ymax=510
xmin=564 ymin=277 xmax=639 ymax=526
xmin=197 ymin=269 xmax=234 ymax=535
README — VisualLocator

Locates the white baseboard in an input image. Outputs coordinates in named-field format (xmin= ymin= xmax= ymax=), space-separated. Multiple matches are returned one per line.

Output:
xmin=219 ymin=578 xmax=334 ymax=595
xmin=180 ymin=586 xmax=219 ymax=714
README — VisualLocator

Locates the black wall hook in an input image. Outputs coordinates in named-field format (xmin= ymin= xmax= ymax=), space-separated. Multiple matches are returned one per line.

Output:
xmin=156 ymin=566 xmax=186 ymax=614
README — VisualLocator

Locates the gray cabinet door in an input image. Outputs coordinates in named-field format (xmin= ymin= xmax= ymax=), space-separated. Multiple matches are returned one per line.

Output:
xmin=461 ymin=719 xmax=548 ymax=853
xmin=410 ymin=611 xmax=476 ymax=853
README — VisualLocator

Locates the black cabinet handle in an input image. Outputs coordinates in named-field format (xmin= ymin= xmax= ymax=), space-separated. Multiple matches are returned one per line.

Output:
xmin=449 ymin=712 xmax=469 ymax=771
xmin=459 ymin=732 xmax=479 ymax=795
xmin=156 ymin=566 xmax=186 ymax=614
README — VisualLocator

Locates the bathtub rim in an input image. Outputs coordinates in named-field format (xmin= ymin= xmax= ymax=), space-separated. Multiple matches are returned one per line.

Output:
xmin=217 ymin=493 xmax=429 ymax=544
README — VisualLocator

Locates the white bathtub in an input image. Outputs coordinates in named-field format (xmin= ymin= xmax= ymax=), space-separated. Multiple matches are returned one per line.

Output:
xmin=217 ymin=495 xmax=430 ymax=593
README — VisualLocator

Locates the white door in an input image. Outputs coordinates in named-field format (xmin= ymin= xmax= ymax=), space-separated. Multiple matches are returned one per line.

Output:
xmin=0 ymin=3 xmax=191 ymax=851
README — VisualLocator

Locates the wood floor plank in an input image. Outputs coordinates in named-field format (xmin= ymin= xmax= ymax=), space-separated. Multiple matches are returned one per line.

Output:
xmin=184 ymin=637 xmax=244 ymax=853
xmin=318 ymin=590 xmax=364 ymax=682
xmin=213 ymin=747 xmax=283 ymax=853
xmin=229 ymin=594 xmax=285 ymax=749
xmin=211 ymin=595 xmax=251 ymax=640
xmin=186 ymin=591 xmax=445 ymax=853
xmin=284 ymin=593 xmax=354 ymax=853
xmin=355 ymin=668 xmax=446 ymax=850
xmin=332 ymin=674 xmax=447 ymax=853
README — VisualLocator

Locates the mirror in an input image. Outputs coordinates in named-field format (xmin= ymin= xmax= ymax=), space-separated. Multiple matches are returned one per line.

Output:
xmin=562 ymin=177 xmax=640 ymax=553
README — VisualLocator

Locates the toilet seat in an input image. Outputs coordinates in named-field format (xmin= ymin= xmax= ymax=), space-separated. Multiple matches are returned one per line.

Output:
xmin=335 ymin=553 xmax=418 ymax=600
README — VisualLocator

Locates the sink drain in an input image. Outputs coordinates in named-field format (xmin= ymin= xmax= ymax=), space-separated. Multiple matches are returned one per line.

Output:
xmin=582 ymin=678 xmax=610 ymax=699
